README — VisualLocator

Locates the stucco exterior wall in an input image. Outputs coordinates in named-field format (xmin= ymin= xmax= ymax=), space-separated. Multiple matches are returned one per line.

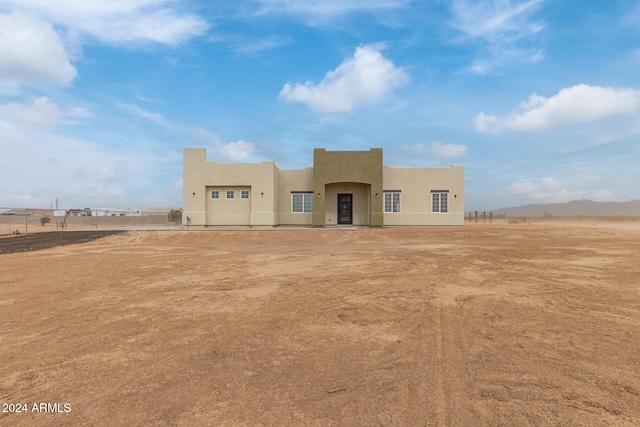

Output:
xmin=324 ymin=183 xmax=370 ymax=226
xmin=277 ymin=168 xmax=314 ymax=225
xmin=382 ymin=165 xmax=464 ymax=226
xmin=183 ymin=148 xmax=279 ymax=226
xmin=183 ymin=148 xmax=464 ymax=227
xmin=313 ymin=148 xmax=383 ymax=227
xmin=183 ymin=148 xmax=207 ymax=226
xmin=205 ymin=186 xmax=251 ymax=225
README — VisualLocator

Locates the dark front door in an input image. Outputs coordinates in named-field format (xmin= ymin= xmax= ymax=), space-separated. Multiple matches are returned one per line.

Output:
xmin=338 ymin=194 xmax=352 ymax=224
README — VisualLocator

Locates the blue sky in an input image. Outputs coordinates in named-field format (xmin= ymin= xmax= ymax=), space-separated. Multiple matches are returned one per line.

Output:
xmin=1 ymin=0 xmax=639 ymax=211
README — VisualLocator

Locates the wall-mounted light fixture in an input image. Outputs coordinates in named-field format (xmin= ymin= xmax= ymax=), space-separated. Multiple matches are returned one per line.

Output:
xmin=375 ymin=193 xmax=379 ymax=198
xmin=192 ymin=192 xmax=195 ymax=197
xmin=261 ymin=192 xmax=264 ymax=196
xmin=344 ymin=185 xmax=348 ymax=190
xmin=317 ymin=193 xmax=320 ymax=198
xmin=454 ymin=194 xmax=457 ymax=198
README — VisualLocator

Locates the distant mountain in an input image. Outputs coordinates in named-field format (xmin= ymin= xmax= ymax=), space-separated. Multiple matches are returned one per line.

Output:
xmin=492 ymin=199 xmax=640 ymax=216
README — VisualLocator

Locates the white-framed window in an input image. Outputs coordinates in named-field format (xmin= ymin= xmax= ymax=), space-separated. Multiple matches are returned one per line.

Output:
xmin=432 ymin=191 xmax=448 ymax=213
xmin=241 ymin=190 xmax=250 ymax=199
xmin=226 ymin=190 xmax=235 ymax=199
xmin=384 ymin=192 xmax=401 ymax=213
xmin=211 ymin=190 xmax=220 ymax=199
xmin=291 ymin=192 xmax=313 ymax=213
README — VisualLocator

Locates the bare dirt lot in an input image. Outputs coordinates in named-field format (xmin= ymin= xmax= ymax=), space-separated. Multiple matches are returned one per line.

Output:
xmin=0 ymin=231 xmax=127 ymax=254
xmin=1 ymin=224 xmax=639 ymax=426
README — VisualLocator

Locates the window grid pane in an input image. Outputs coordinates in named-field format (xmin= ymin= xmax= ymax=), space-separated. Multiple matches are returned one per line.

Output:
xmin=440 ymin=193 xmax=448 ymax=213
xmin=211 ymin=191 xmax=219 ymax=199
xmin=241 ymin=190 xmax=250 ymax=199
xmin=292 ymin=194 xmax=303 ymax=212
xmin=432 ymin=193 xmax=440 ymax=212
xmin=303 ymin=193 xmax=313 ymax=213
xmin=384 ymin=193 xmax=392 ymax=213
xmin=226 ymin=190 xmax=234 ymax=199
xmin=384 ymin=192 xmax=400 ymax=213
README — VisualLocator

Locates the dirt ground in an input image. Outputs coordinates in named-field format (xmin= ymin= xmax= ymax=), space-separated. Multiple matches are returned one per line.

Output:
xmin=1 ymin=223 xmax=639 ymax=426
xmin=0 ymin=231 xmax=127 ymax=254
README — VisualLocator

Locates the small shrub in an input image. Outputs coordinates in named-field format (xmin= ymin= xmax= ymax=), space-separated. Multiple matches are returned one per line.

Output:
xmin=168 ymin=209 xmax=182 ymax=222
xmin=40 ymin=216 xmax=51 ymax=226
xmin=13 ymin=229 xmax=21 ymax=235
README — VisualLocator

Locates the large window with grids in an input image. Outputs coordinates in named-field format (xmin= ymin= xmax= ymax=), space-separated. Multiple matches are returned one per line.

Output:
xmin=432 ymin=191 xmax=448 ymax=213
xmin=384 ymin=192 xmax=401 ymax=213
xmin=291 ymin=192 xmax=313 ymax=213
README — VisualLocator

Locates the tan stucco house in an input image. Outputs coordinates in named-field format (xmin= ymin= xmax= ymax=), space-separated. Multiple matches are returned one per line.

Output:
xmin=183 ymin=148 xmax=464 ymax=227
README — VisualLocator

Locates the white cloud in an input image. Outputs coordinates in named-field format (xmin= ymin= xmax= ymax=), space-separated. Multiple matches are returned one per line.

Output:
xmin=476 ymin=84 xmax=640 ymax=133
xmin=469 ymin=59 xmax=492 ymax=74
xmin=431 ymin=141 xmax=468 ymax=158
xmin=466 ymin=47 xmax=544 ymax=74
xmin=1 ymin=0 xmax=208 ymax=45
xmin=450 ymin=0 xmax=544 ymax=43
xmin=119 ymin=103 xmax=170 ymax=128
xmin=98 ymin=161 xmax=129 ymax=180
xmin=279 ymin=44 xmax=409 ymax=113
xmin=0 ymin=12 xmax=77 ymax=88
xmin=188 ymin=129 xmax=256 ymax=162
xmin=221 ymin=140 xmax=256 ymax=161
xmin=233 ymin=35 xmax=293 ymax=54
xmin=474 ymin=112 xmax=500 ymax=133
xmin=0 ymin=92 xmax=198 ymax=208
xmin=0 ymin=130 xmax=162 ymax=208
xmin=590 ymin=189 xmax=616 ymax=202
xmin=0 ymin=96 xmax=89 ymax=128
xmin=404 ymin=141 xmax=468 ymax=158
xmin=508 ymin=177 xmax=617 ymax=203
xmin=256 ymin=0 xmax=410 ymax=21
xmin=449 ymin=0 xmax=545 ymax=72
xmin=0 ymin=2 xmax=207 ymax=90
xmin=0 ymin=97 xmax=61 ymax=127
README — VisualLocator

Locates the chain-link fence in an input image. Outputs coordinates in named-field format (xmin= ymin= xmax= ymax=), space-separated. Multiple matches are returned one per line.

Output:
xmin=0 ymin=208 xmax=183 ymax=235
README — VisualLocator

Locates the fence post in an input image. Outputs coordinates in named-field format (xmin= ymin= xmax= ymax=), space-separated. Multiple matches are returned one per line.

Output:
xmin=490 ymin=212 xmax=493 ymax=223
xmin=483 ymin=211 xmax=486 ymax=223
xmin=25 ymin=208 xmax=29 ymax=235
xmin=475 ymin=211 xmax=478 ymax=223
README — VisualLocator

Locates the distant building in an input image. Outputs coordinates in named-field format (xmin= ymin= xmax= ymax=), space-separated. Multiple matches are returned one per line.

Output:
xmin=92 ymin=207 xmax=141 ymax=217
xmin=183 ymin=148 xmax=464 ymax=227
xmin=67 ymin=208 xmax=93 ymax=216
xmin=49 ymin=207 xmax=142 ymax=217
xmin=1 ymin=209 xmax=54 ymax=218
